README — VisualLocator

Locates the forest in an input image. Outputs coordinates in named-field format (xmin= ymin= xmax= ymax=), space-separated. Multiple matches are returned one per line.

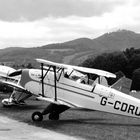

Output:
xmin=82 ymin=48 xmax=140 ymax=78
xmin=81 ymin=48 xmax=140 ymax=90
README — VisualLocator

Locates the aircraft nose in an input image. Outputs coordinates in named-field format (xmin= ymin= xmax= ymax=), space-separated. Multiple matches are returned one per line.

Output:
xmin=8 ymin=69 xmax=22 ymax=77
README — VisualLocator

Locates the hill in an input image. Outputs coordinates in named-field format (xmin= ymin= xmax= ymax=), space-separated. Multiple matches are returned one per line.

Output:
xmin=95 ymin=30 xmax=140 ymax=50
xmin=0 ymin=30 xmax=140 ymax=68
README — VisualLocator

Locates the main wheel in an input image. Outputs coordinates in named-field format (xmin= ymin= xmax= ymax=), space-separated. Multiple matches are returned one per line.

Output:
xmin=32 ymin=111 xmax=43 ymax=122
xmin=2 ymin=99 xmax=12 ymax=107
xmin=49 ymin=112 xmax=59 ymax=120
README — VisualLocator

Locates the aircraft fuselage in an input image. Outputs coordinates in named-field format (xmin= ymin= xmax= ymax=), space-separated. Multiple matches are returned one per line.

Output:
xmin=20 ymin=69 xmax=140 ymax=118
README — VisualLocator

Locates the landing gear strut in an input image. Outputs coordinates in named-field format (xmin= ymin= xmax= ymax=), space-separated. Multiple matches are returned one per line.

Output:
xmin=49 ymin=112 xmax=59 ymax=120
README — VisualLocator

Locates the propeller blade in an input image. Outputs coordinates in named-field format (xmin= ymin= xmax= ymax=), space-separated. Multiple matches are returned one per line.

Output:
xmin=8 ymin=69 xmax=22 ymax=77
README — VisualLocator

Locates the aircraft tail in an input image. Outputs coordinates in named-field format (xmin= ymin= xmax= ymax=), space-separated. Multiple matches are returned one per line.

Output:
xmin=111 ymin=76 xmax=132 ymax=94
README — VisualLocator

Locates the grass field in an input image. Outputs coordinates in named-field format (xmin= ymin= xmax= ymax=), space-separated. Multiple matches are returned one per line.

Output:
xmin=1 ymin=92 xmax=140 ymax=140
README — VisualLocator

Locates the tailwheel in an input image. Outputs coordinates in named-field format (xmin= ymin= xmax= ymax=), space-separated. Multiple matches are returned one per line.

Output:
xmin=32 ymin=111 xmax=43 ymax=122
xmin=49 ymin=112 xmax=59 ymax=120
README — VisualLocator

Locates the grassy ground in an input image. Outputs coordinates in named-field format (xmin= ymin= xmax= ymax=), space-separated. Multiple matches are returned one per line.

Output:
xmin=1 ymin=92 xmax=140 ymax=140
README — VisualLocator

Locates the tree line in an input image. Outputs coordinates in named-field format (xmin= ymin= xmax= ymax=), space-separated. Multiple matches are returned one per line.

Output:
xmin=81 ymin=47 xmax=140 ymax=79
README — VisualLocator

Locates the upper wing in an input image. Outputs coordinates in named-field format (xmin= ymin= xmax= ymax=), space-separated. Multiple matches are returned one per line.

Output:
xmin=68 ymin=65 xmax=116 ymax=78
xmin=36 ymin=59 xmax=68 ymax=69
xmin=36 ymin=58 xmax=116 ymax=78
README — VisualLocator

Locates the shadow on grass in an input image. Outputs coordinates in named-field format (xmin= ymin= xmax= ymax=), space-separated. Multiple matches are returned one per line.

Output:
xmin=30 ymin=117 xmax=140 ymax=130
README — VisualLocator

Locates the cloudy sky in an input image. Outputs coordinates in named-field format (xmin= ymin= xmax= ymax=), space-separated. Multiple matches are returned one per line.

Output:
xmin=0 ymin=0 xmax=140 ymax=49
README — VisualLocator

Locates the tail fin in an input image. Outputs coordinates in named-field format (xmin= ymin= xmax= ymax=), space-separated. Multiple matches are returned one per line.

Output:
xmin=111 ymin=76 xmax=132 ymax=94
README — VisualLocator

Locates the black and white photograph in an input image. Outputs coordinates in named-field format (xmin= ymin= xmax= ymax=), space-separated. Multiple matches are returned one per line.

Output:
xmin=0 ymin=0 xmax=140 ymax=139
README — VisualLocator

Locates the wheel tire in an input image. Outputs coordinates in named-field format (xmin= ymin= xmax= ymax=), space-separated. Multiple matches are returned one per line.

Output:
xmin=2 ymin=100 xmax=12 ymax=108
xmin=49 ymin=112 xmax=59 ymax=120
xmin=32 ymin=111 xmax=43 ymax=122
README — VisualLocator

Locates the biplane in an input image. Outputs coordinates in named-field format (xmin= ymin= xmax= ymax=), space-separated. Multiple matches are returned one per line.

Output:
xmin=1 ymin=59 xmax=140 ymax=121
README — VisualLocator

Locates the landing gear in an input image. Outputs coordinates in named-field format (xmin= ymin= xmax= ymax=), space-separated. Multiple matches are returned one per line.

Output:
xmin=32 ymin=111 xmax=43 ymax=122
xmin=2 ymin=98 xmax=26 ymax=107
xmin=2 ymin=99 xmax=12 ymax=107
xmin=31 ymin=103 xmax=69 ymax=122
xmin=32 ymin=111 xmax=59 ymax=121
xmin=49 ymin=112 xmax=59 ymax=120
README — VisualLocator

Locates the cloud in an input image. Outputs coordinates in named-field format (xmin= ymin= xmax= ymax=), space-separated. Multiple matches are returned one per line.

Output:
xmin=1 ymin=0 xmax=140 ymax=49
xmin=0 ymin=0 xmax=125 ymax=21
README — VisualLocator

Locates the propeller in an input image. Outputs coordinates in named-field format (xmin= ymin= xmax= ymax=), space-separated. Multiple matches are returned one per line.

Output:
xmin=8 ymin=69 xmax=22 ymax=77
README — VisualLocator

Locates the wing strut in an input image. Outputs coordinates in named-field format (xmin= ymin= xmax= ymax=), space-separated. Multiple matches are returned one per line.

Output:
xmin=41 ymin=63 xmax=45 ymax=97
xmin=41 ymin=63 xmax=57 ymax=101
xmin=53 ymin=66 xmax=57 ymax=101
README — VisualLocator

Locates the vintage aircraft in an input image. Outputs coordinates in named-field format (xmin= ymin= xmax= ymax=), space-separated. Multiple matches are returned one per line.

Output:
xmin=1 ymin=59 xmax=140 ymax=122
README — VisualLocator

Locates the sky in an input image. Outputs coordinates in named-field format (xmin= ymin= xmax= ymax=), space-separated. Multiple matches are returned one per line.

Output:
xmin=0 ymin=0 xmax=140 ymax=49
